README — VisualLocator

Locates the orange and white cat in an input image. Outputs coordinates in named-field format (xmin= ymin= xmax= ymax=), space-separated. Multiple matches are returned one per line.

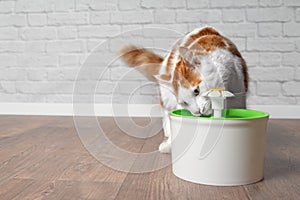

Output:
xmin=120 ymin=27 xmax=248 ymax=153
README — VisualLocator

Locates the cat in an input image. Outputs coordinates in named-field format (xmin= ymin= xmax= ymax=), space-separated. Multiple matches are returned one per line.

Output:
xmin=119 ymin=27 xmax=248 ymax=153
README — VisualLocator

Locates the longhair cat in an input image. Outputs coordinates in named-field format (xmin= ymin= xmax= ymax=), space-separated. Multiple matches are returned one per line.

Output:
xmin=119 ymin=27 xmax=248 ymax=153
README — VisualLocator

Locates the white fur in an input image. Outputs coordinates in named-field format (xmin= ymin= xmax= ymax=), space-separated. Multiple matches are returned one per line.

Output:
xmin=200 ymin=48 xmax=246 ymax=108
xmin=162 ymin=110 xmax=171 ymax=137
xmin=158 ymin=136 xmax=171 ymax=153
xmin=157 ymin=29 xmax=246 ymax=154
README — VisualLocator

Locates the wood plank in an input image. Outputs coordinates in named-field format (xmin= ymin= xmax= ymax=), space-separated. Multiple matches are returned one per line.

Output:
xmin=0 ymin=116 xmax=140 ymax=199
xmin=0 ymin=116 xmax=300 ymax=200
xmin=58 ymin=154 xmax=127 ymax=183
xmin=1 ymin=179 xmax=121 ymax=200
xmin=115 ymin=165 xmax=249 ymax=200
xmin=75 ymin=116 xmax=162 ymax=173
xmin=0 ymin=126 xmax=79 ymax=183
xmin=0 ymin=178 xmax=34 ymax=200
xmin=116 ymin=119 xmax=248 ymax=200
xmin=0 ymin=115 xmax=58 ymax=137
xmin=0 ymin=116 xmax=73 ymax=164
xmin=244 ymin=120 xmax=300 ymax=200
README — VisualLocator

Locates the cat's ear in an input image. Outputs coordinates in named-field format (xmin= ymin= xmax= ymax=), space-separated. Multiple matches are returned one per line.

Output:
xmin=154 ymin=74 xmax=172 ymax=85
xmin=179 ymin=47 xmax=201 ymax=67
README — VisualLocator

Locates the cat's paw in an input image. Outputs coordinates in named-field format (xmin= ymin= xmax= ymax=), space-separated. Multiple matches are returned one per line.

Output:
xmin=162 ymin=112 xmax=171 ymax=137
xmin=159 ymin=141 xmax=171 ymax=154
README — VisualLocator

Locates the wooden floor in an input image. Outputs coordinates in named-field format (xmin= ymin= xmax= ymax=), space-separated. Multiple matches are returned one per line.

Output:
xmin=0 ymin=116 xmax=299 ymax=200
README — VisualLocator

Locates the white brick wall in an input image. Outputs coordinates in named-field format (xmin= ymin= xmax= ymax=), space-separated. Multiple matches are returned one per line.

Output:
xmin=0 ymin=0 xmax=299 ymax=105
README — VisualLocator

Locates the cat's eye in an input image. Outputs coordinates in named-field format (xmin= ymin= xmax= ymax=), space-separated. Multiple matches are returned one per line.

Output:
xmin=193 ymin=87 xmax=200 ymax=96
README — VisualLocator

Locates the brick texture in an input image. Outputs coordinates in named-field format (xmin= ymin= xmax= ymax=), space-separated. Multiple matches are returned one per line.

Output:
xmin=0 ymin=0 xmax=299 ymax=105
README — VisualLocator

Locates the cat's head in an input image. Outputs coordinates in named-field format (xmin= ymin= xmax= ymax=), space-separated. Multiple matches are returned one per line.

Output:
xmin=156 ymin=47 xmax=212 ymax=116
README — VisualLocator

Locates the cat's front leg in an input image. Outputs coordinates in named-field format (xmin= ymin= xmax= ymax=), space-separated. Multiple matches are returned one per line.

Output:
xmin=158 ymin=86 xmax=177 ymax=154
xmin=159 ymin=135 xmax=171 ymax=153
xmin=162 ymin=110 xmax=171 ymax=137
xmin=159 ymin=110 xmax=172 ymax=153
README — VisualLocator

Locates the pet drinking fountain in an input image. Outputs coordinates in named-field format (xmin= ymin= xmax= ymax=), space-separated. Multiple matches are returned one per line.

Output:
xmin=169 ymin=89 xmax=269 ymax=186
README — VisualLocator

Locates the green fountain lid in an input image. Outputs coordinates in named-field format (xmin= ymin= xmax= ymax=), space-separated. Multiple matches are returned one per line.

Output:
xmin=170 ymin=108 xmax=269 ymax=120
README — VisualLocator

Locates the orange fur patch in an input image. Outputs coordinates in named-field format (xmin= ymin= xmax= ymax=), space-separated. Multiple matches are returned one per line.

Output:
xmin=189 ymin=34 xmax=249 ymax=92
xmin=166 ymin=39 xmax=182 ymax=74
xmin=175 ymin=27 xmax=248 ymax=93
xmin=120 ymin=46 xmax=163 ymax=66
xmin=120 ymin=27 xmax=248 ymax=94
xmin=172 ymin=57 xmax=202 ymax=96
xmin=170 ymin=28 xmax=222 ymax=96
xmin=159 ymin=98 xmax=164 ymax=107
xmin=119 ymin=46 xmax=163 ymax=81
xmin=160 ymin=74 xmax=172 ymax=81
xmin=183 ymin=27 xmax=221 ymax=48
xmin=191 ymin=35 xmax=227 ymax=54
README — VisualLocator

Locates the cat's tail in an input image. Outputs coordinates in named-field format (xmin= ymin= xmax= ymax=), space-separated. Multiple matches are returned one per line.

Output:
xmin=119 ymin=45 xmax=163 ymax=82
